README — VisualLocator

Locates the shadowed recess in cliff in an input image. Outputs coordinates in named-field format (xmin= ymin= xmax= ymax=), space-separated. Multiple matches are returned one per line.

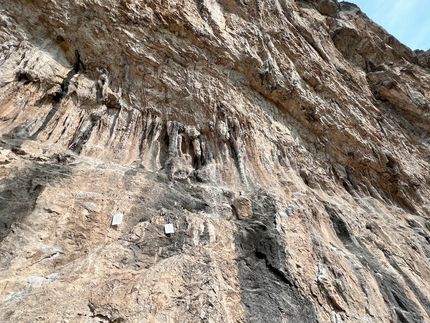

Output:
xmin=324 ymin=202 xmax=426 ymax=323
xmin=31 ymin=50 xmax=85 ymax=140
xmin=234 ymin=193 xmax=318 ymax=323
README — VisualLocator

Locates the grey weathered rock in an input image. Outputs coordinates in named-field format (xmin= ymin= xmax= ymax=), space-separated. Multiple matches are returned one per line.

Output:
xmin=416 ymin=49 xmax=430 ymax=68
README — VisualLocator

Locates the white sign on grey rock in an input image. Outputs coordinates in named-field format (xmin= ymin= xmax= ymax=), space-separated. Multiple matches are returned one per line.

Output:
xmin=112 ymin=213 xmax=123 ymax=225
xmin=164 ymin=223 xmax=174 ymax=234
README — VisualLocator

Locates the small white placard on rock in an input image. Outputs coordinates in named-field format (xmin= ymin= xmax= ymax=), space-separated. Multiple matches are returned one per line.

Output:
xmin=164 ymin=223 xmax=174 ymax=234
xmin=112 ymin=213 xmax=124 ymax=226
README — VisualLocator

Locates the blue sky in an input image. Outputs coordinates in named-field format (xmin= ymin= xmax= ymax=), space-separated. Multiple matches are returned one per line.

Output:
xmin=348 ymin=0 xmax=430 ymax=50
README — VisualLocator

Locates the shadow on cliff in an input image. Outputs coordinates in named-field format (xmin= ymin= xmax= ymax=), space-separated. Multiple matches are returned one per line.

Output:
xmin=2 ymin=49 xmax=85 ymax=147
xmin=324 ymin=202 xmax=430 ymax=322
xmin=111 ymin=169 xmax=211 ymax=270
xmin=233 ymin=193 xmax=318 ymax=323
xmin=0 ymin=152 xmax=74 ymax=245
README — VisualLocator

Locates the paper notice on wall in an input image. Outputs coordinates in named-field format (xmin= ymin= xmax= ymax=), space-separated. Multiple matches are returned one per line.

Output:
xmin=112 ymin=213 xmax=124 ymax=225
xmin=164 ymin=223 xmax=174 ymax=234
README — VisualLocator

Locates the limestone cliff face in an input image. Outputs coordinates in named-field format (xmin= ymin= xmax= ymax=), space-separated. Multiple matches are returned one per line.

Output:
xmin=1 ymin=0 xmax=429 ymax=322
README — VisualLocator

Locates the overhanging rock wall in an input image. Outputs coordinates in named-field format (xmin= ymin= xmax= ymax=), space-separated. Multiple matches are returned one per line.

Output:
xmin=0 ymin=0 xmax=429 ymax=322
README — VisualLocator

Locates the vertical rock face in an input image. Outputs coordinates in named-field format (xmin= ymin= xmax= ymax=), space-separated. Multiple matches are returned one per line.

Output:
xmin=0 ymin=0 xmax=429 ymax=322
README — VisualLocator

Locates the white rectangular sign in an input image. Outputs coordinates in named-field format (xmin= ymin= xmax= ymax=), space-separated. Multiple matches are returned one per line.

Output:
xmin=112 ymin=213 xmax=124 ymax=225
xmin=164 ymin=223 xmax=174 ymax=234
